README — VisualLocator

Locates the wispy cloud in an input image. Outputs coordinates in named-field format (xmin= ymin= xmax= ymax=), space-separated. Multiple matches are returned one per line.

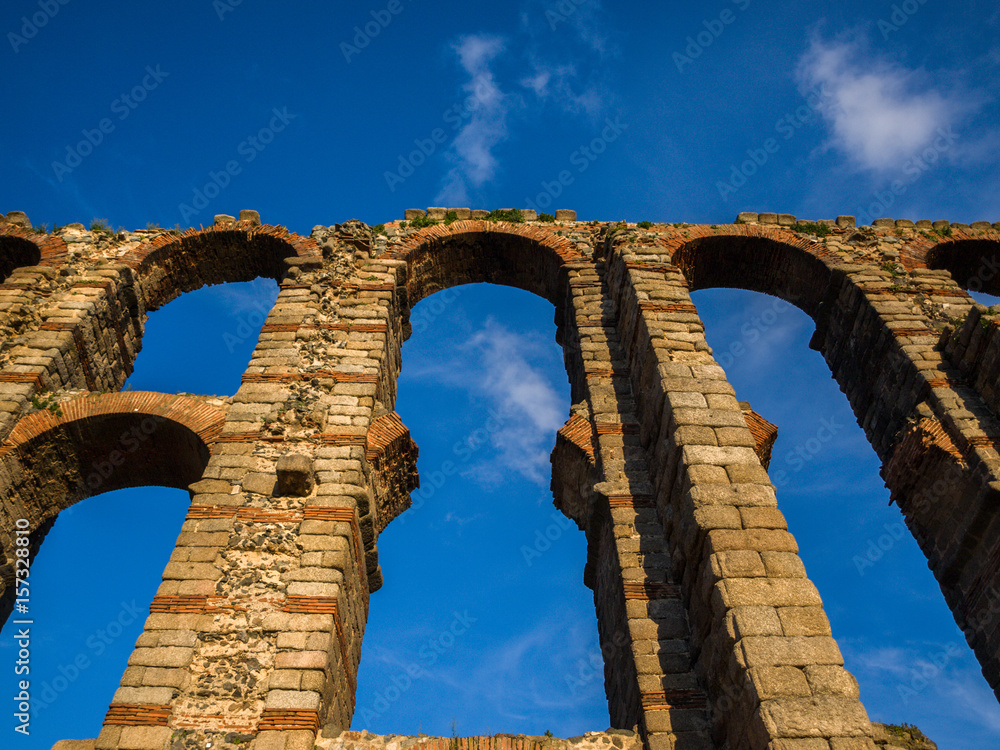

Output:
xmin=436 ymin=34 xmax=515 ymax=205
xmin=214 ymin=276 xmax=279 ymax=316
xmin=843 ymin=641 xmax=1000 ymax=741
xmin=462 ymin=322 xmax=565 ymax=483
xmin=435 ymin=4 xmax=618 ymax=203
xmin=406 ymin=319 xmax=566 ymax=485
xmin=517 ymin=0 xmax=617 ymax=117
xmin=424 ymin=609 xmax=603 ymax=727
xmin=796 ymin=34 xmax=979 ymax=172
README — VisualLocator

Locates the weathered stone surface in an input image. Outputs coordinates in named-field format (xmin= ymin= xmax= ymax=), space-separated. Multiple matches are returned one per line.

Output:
xmin=276 ymin=453 xmax=315 ymax=496
xmin=5 ymin=210 xmax=30 ymax=227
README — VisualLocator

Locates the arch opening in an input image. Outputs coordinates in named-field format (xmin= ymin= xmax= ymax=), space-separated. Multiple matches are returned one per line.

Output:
xmin=0 ymin=234 xmax=41 ymax=281
xmin=126 ymin=277 xmax=278 ymax=396
xmin=671 ymin=234 xmax=833 ymax=320
xmin=396 ymin=222 xmax=586 ymax=314
xmin=925 ymin=238 xmax=1000 ymax=298
xmin=354 ymin=282 xmax=608 ymax=737
xmin=0 ymin=391 xmax=225 ymax=627
xmin=0 ymin=485 xmax=189 ymax=750
xmin=124 ymin=224 xmax=319 ymax=312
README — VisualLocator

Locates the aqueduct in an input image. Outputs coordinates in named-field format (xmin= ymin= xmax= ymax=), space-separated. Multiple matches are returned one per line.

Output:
xmin=0 ymin=208 xmax=998 ymax=750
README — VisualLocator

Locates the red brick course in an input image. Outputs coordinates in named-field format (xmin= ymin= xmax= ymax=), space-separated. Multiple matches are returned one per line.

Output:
xmin=0 ymin=391 xmax=225 ymax=460
xmin=0 ymin=224 xmax=69 ymax=268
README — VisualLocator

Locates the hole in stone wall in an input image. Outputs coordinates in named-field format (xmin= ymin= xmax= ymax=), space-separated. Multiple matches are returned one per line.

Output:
xmin=691 ymin=287 xmax=1000 ymax=747
xmin=968 ymin=290 xmax=1000 ymax=306
xmin=0 ymin=487 xmax=188 ymax=750
xmin=353 ymin=283 xmax=608 ymax=737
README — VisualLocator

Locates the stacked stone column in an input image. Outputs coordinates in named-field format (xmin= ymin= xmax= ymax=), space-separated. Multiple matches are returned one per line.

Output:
xmin=95 ymin=252 xmax=409 ymax=750
xmin=558 ymin=260 xmax=715 ymax=750
xmin=605 ymin=239 xmax=875 ymax=750
xmin=818 ymin=263 xmax=1000 ymax=700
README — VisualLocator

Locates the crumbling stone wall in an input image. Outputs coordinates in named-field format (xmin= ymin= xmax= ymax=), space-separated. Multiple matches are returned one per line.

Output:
xmin=0 ymin=208 xmax=997 ymax=750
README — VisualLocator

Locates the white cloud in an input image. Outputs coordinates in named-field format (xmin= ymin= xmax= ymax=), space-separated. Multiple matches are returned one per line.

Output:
xmin=796 ymin=36 xmax=973 ymax=172
xmin=436 ymin=34 xmax=515 ymax=205
xmin=407 ymin=319 xmax=567 ymax=485
xmin=462 ymin=322 xmax=565 ymax=484
xmin=519 ymin=61 xmax=605 ymax=116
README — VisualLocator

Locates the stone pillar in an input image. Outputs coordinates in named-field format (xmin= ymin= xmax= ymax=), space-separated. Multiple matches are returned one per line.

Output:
xmin=605 ymin=241 xmax=876 ymax=749
xmin=95 ymin=249 xmax=413 ymax=750
xmin=560 ymin=262 xmax=713 ymax=749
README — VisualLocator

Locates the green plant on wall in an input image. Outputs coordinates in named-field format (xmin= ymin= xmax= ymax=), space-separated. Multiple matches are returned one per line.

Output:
xmin=30 ymin=392 xmax=62 ymax=417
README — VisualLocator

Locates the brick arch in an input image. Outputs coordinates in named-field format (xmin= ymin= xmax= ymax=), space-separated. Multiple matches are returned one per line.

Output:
xmin=901 ymin=231 xmax=1000 ymax=295
xmin=0 ymin=225 xmax=69 ymax=280
xmin=666 ymin=225 xmax=840 ymax=319
xmin=387 ymin=220 xmax=589 ymax=308
xmin=0 ymin=391 xmax=225 ymax=509
xmin=0 ymin=391 xmax=226 ymax=626
xmin=120 ymin=222 xmax=322 ymax=311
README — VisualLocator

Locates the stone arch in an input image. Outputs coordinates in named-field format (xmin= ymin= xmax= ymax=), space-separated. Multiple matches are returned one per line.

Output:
xmin=388 ymin=220 xmax=589 ymax=309
xmin=377 ymin=226 xmax=718 ymax=740
xmin=644 ymin=225 xmax=1000 ymax=706
xmin=0 ymin=391 xmax=226 ymax=625
xmin=666 ymin=224 xmax=839 ymax=319
xmin=0 ymin=225 xmax=69 ymax=280
xmin=903 ymin=231 xmax=1000 ymax=295
xmin=120 ymin=222 xmax=322 ymax=311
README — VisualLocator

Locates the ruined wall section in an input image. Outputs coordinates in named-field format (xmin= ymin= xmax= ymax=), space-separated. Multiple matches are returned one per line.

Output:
xmin=0 ymin=211 xmax=989 ymax=749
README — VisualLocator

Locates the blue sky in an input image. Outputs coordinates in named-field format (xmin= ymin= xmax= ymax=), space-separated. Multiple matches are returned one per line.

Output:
xmin=2 ymin=1 xmax=1000 ymax=748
